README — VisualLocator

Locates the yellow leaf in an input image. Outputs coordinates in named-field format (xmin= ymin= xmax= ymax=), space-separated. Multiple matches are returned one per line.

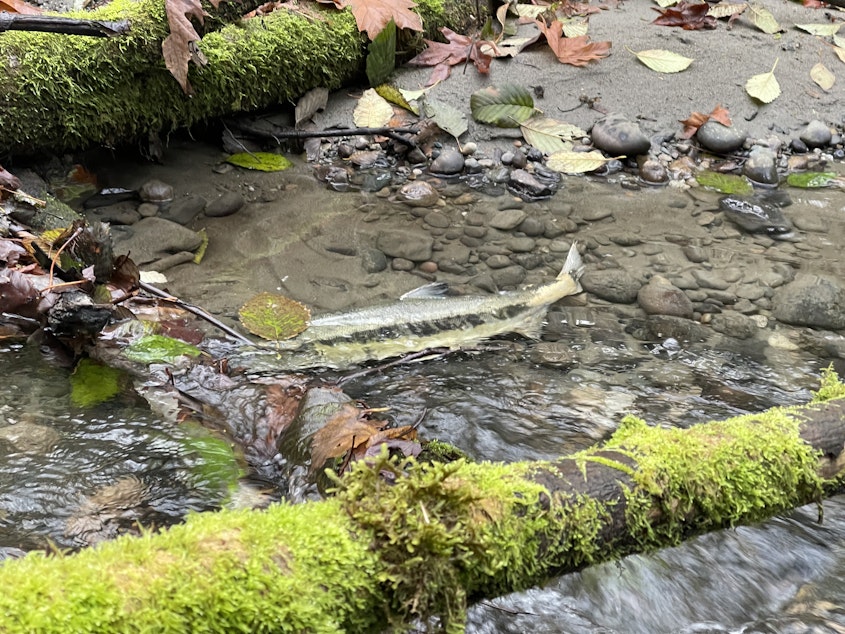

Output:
xmin=747 ymin=4 xmax=780 ymax=34
xmin=835 ymin=46 xmax=845 ymax=65
xmin=708 ymin=2 xmax=747 ymax=19
xmin=796 ymin=23 xmax=841 ymax=37
xmin=632 ymin=48 xmax=694 ymax=73
xmin=353 ymin=88 xmax=394 ymax=127
xmin=561 ymin=17 xmax=589 ymax=38
xmin=547 ymin=150 xmax=615 ymax=174
xmin=745 ymin=58 xmax=780 ymax=103
xmin=810 ymin=63 xmax=835 ymax=90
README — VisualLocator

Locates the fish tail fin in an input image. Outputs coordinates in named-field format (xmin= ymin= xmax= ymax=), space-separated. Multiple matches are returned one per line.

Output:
xmin=559 ymin=242 xmax=585 ymax=283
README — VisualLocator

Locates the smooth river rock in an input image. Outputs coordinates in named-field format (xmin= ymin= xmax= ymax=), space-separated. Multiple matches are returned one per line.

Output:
xmin=773 ymin=275 xmax=845 ymax=330
xmin=590 ymin=113 xmax=651 ymax=157
xmin=637 ymin=276 xmax=694 ymax=318
xmin=376 ymin=229 xmax=434 ymax=262
xmin=696 ymin=120 xmax=746 ymax=154
xmin=111 ymin=217 xmax=203 ymax=267
xmin=580 ymin=269 xmax=642 ymax=304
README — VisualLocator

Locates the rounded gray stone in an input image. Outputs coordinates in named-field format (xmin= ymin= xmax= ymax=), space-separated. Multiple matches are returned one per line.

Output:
xmin=742 ymin=146 xmax=779 ymax=185
xmin=773 ymin=275 xmax=845 ymax=330
xmin=489 ymin=208 xmax=527 ymax=230
xmin=429 ymin=149 xmax=465 ymax=175
xmin=799 ymin=120 xmax=832 ymax=148
xmin=590 ymin=113 xmax=651 ymax=157
xmin=696 ymin=120 xmax=746 ymax=153
xmin=710 ymin=312 xmax=758 ymax=340
xmin=376 ymin=229 xmax=434 ymax=262
xmin=161 ymin=196 xmax=206 ymax=225
xmin=581 ymin=269 xmax=642 ymax=304
xmin=637 ymin=276 xmax=694 ymax=318
xmin=205 ymin=191 xmax=245 ymax=217
xmin=138 ymin=179 xmax=174 ymax=203
xmin=490 ymin=265 xmax=527 ymax=287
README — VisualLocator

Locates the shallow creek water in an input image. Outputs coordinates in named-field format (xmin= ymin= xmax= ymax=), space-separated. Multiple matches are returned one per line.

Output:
xmin=2 ymin=143 xmax=845 ymax=631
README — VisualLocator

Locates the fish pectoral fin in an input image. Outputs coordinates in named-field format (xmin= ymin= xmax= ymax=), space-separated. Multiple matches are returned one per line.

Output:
xmin=400 ymin=282 xmax=451 ymax=300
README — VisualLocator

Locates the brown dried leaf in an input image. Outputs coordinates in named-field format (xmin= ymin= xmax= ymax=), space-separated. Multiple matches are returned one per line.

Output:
xmin=408 ymin=27 xmax=500 ymax=86
xmin=0 ymin=0 xmax=41 ymax=14
xmin=162 ymin=0 xmax=209 ymax=94
xmin=0 ymin=166 xmax=21 ymax=191
xmin=536 ymin=20 xmax=610 ymax=66
xmin=653 ymin=0 xmax=718 ymax=30
xmin=310 ymin=403 xmax=379 ymax=474
xmin=678 ymin=104 xmax=732 ymax=138
xmin=338 ymin=0 xmax=422 ymax=39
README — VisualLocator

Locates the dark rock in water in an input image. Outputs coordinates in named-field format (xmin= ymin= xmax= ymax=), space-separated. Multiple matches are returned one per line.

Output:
xmin=581 ymin=269 xmax=642 ymax=304
xmin=395 ymin=181 xmax=439 ymax=208
xmin=710 ymin=312 xmax=758 ymax=340
xmin=742 ymin=146 xmax=779 ymax=185
xmin=799 ymin=120 xmax=832 ymax=148
xmin=718 ymin=196 xmax=792 ymax=235
xmin=696 ymin=120 xmax=746 ymax=153
xmin=489 ymin=208 xmax=526 ymax=230
xmin=507 ymin=169 xmax=553 ymax=200
xmin=773 ymin=275 xmax=845 ymax=330
xmin=376 ymin=228 xmax=434 ymax=262
xmin=111 ymin=217 xmax=203 ymax=267
xmin=590 ymin=113 xmax=651 ymax=157
xmin=429 ymin=149 xmax=465 ymax=175
xmin=646 ymin=315 xmax=710 ymax=342
xmin=637 ymin=276 xmax=693 ymax=318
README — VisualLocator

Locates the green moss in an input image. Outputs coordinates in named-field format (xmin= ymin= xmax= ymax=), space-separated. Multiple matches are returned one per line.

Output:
xmin=812 ymin=366 xmax=845 ymax=402
xmin=123 ymin=334 xmax=202 ymax=364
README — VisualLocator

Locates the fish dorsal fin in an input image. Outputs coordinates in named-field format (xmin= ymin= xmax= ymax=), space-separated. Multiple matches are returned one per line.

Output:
xmin=400 ymin=282 xmax=450 ymax=300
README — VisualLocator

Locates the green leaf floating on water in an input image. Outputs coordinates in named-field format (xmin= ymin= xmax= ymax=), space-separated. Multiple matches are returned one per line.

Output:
xmin=226 ymin=152 xmax=293 ymax=172
xmin=239 ymin=292 xmax=311 ymax=341
xmin=786 ymin=171 xmax=838 ymax=188
xmin=179 ymin=423 xmax=244 ymax=494
xmin=70 ymin=358 xmax=124 ymax=407
xmin=124 ymin=334 xmax=202 ymax=364
xmin=695 ymin=171 xmax=753 ymax=195
xmin=470 ymin=84 xmax=535 ymax=128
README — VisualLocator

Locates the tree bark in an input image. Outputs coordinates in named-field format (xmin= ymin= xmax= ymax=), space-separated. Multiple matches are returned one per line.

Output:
xmin=0 ymin=0 xmax=478 ymax=157
xmin=0 ymin=388 xmax=844 ymax=632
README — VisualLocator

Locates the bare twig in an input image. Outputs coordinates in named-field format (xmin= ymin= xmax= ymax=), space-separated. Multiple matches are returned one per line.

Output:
xmin=0 ymin=14 xmax=130 ymax=37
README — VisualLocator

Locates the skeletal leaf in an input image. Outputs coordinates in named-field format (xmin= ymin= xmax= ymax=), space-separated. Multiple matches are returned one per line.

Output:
xmin=707 ymin=2 xmax=747 ymax=19
xmin=365 ymin=19 xmax=396 ymax=87
xmin=424 ymin=99 xmax=468 ymax=139
xmin=745 ymin=58 xmax=780 ymax=103
xmin=632 ymin=48 xmax=694 ymax=73
xmin=747 ymin=4 xmax=780 ymax=34
xmin=547 ymin=150 xmax=614 ymax=174
xmin=295 ymin=87 xmax=329 ymax=129
xmin=810 ymin=63 xmax=835 ymax=90
xmin=520 ymin=116 xmax=583 ymax=154
xmin=796 ymin=23 xmax=841 ymax=37
xmin=561 ymin=18 xmax=589 ymax=38
xmin=353 ymin=88 xmax=394 ymax=127
xmin=470 ymin=84 xmax=535 ymax=128
xmin=239 ymin=293 xmax=310 ymax=341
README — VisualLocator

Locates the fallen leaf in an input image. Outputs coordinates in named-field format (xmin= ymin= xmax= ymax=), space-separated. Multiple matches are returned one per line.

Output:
xmin=678 ymin=104 xmax=732 ymax=138
xmin=536 ymin=20 xmax=611 ymax=66
xmin=408 ymin=27 xmax=500 ymax=86
xmin=652 ymin=0 xmax=717 ymax=30
xmin=519 ymin=115 xmax=583 ymax=154
xmin=745 ymin=58 xmax=780 ymax=103
xmin=470 ymin=84 xmax=535 ymax=127
xmin=310 ymin=403 xmax=379 ymax=474
xmin=513 ymin=3 xmax=549 ymax=19
xmin=835 ymin=46 xmax=845 ymax=65
xmin=560 ymin=17 xmax=589 ymax=38
xmin=810 ymin=62 xmax=835 ymax=90
xmin=795 ymin=23 xmax=841 ymax=37
xmin=556 ymin=1 xmax=603 ymax=17
xmin=375 ymin=84 xmax=417 ymax=114
xmin=338 ymin=0 xmax=422 ymax=39
xmin=238 ymin=292 xmax=310 ymax=341
xmin=161 ymin=0 xmax=217 ymax=94
xmin=353 ymin=88 xmax=394 ymax=127
xmin=0 ymin=166 xmax=21 ymax=191
xmin=707 ymin=2 xmax=747 ymax=20
xmin=632 ymin=48 xmax=694 ymax=73
xmin=226 ymin=152 xmax=294 ymax=172
xmin=424 ymin=99 xmax=468 ymax=139
xmin=0 ymin=0 xmax=41 ymax=14
xmin=547 ymin=150 xmax=615 ymax=174
xmin=295 ymin=87 xmax=329 ymax=129
xmin=746 ymin=3 xmax=781 ymax=34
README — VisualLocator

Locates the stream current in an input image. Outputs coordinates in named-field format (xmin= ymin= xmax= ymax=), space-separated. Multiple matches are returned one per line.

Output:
xmin=1 ymin=144 xmax=844 ymax=631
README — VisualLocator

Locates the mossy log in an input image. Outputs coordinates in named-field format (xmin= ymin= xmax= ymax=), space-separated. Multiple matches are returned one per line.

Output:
xmin=0 ymin=0 xmax=475 ymax=157
xmin=2 ymin=384 xmax=845 ymax=632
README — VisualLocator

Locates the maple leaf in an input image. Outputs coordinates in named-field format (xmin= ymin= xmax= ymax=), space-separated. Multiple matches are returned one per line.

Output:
xmin=409 ymin=27 xmax=500 ymax=86
xmin=678 ymin=104 xmax=733 ymax=138
xmin=337 ymin=0 xmax=422 ymax=39
xmin=536 ymin=20 xmax=610 ymax=66
xmin=653 ymin=0 xmax=717 ymax=30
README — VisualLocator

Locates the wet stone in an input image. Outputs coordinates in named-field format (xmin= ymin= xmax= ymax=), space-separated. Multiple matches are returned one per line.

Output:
xmin=489 ymin=167 xmax=511 ymax=183
xmin=637 ymin=276 xmax=694 ymax=318
xmin=85 ymin=202 xmax=140 ymax=226
xmin=773 ymin=275 xmax=845 ymax=330
xmin=138 ymin=179 xmax=174 ymax=204
xmin=424 ymin=211 xmax=451 ymax=228
xmin=517 ymin=217 xmax=545 ymax=237
xmin=692 ymin=269 xmax=730 ymax=290
xmin=792 ymin=213 xmax=828 ymax=233
xmin=507 ymin=237 xmax=536 ymax=253
xmin=579 ymin=206 xmax=614 ymax=222
xmin=391 ymin=258 xmax=415 ymax=271
xmin=511 ymin=253 xmax=544 ymax=270
xmin=464 ymin=225 xmax=488 ymax=239
xmin=429 ymin=149 xmax=465 ymax=175
xmin=696 ymin=120 xmax=746 ymax=153
xmin=376 ymin=229 xmax=434 ymax=261
xmin=608 ymin=233 xmax=643 ymax=247
xmin=742 ymin=146 xmax=779 ymax=185
xmin=111 ymin=217 xmax=203 ymax=267
xmin=646 ymin=315 xmax=710 ymax=342
xmin=581 ymin=269 xmax=642 ymax=304
xmin=160 ymin=196 xmax=206 ymax=225
xmin=682 ymin=245 xmax=709 ymax=263
xmin=710 ymin=312 xmax=759 ymax=340
xmin=395 ymin=181 xmax=440 ymax=208
xmin=638 ymin=159 xmax=668 ymax=184
xmin=486 ymin=254 xmax=512 ymax=269
xmin=543 ymin=218 xmax=566 ymax=239
xmin=491 ymin=265 xmax=527 ymax=287
xmin=205 ymin=191 xmax=245 ymax=218
xmin=529 ymin=342 xmax=576 ymax=369
xmin=361 ymin=248 xmax=388 ymax=273
xmin=590 ymin=113 xmax=651 ymax=157
xmin=719 ymin=196 xmax=792 ymax=235
xmin=799 ymin=120 xmax=832 ymax=148
xmin=508 ymin=169 xmax=553 ymax=200
xmin=489 ymin=208 xmax=527 ymax=230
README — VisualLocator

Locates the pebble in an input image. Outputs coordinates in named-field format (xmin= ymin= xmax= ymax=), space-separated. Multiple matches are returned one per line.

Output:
xmin=772 ymin=275 xmax=845 ymax=330
xmin=490 ymin=265 xmax=526 ymax=287
xmin=205 ymin=191 xmax=245 ymax=217
xmin=486 ymin=254 xmax=512 ymax=269
xmin=692 ymin=269 xmax=730 ymax=290
xmin=696 ymin=120 xmax=746 ymax=154
xmin=429 ymin=149 xmax=465 ymax=175
xmin=735 ymin=283 xmax=766 ymax=301
xmin=507 ymin=237 xmax=536 ymax=253
xmin=160 ymin=196 xmax=206 ymax=225
xmin=391 ymin=258 xmax=415 ymax=271
xmin=138 ymin=179 xmax=174 ymax=204
xmin=111 ymin=217 xmax=203 ymax=267
xmin=517 ymin=217 xmax=545 ymax=237
xmin=464 ymin=158 xmax=482 ymax=174
xmin=529 ymin=342 xmax=576 ymax=369
xmin=349 ymin=150 xmax=380 ymax=169
xmin=578 ymin=206 xmax=614 ymax=222
xmin=580 ymin=269 xmax=642 ymax=304
xmin=395 ymin=181 xmax=440 ymax=207
xmin=742 ymin=146 xmax=779 ymax=185
xmin=638 ymin=159 xmax=668 ymax=184
xmin=360 ymin=248 xmax=388 ymax=273
xmin=590 ymin=113 xmax=651 ymax=157
xmin=718 ymin=196 xmax=792 ymax=235
xmin=424 ymin=211 xmax=451 ymax=228
xmin=682 ymin=245 xmax=709 ymax=263
xmin=637 ymin=276 xmax=694 ymax=318
xmin=710 ymin=312 xmax=758 ymax=339
xmin=799 ymin=120 xmax=832 ymax=148
xmin=489 ymin=208 xmax=527 ymax=230
xmin=646 ymin=315 xmax=710 ymax=342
